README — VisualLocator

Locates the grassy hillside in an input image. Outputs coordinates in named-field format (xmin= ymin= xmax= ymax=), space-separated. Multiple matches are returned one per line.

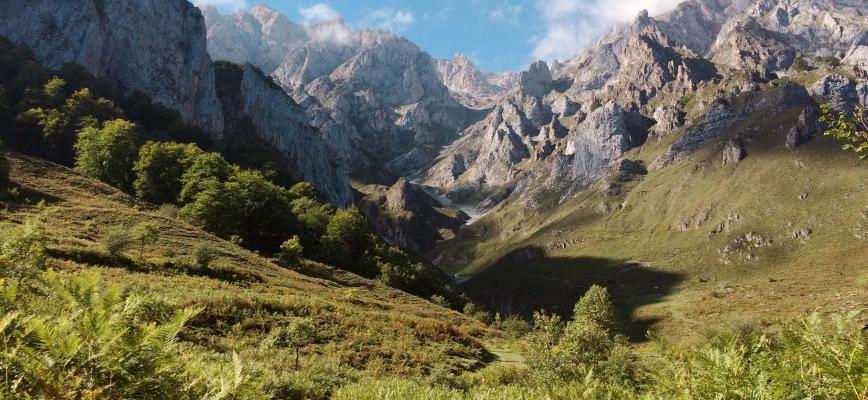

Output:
xmin=0 ymin=153 xmax=496 ymax=395
xmin=438 ymin=81 xmax=868 ymax=344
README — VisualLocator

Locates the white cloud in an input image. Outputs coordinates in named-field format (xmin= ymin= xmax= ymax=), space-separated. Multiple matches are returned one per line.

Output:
xmin=531 ymin=0 xmax=682 ymax=61
xmin=489 ymin=4 xmax=523 ymax=25
xmin=300 ymin=3 xmax=342 ymax=25
xmin=193 ymin=0 xmax=247 ymax=11
xmin=363 ymin=8 xmax=415 ymax=32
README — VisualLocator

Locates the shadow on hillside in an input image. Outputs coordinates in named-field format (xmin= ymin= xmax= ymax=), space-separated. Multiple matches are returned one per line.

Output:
xmin=461 ymin=246 xmax=683 ymax=342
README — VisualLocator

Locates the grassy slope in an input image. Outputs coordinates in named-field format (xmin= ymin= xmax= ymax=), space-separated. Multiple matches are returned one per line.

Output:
xmin=439 ymin=84 xmax=868 ymax=345
xmin=1 ymin=154 xmax=496 ymax=377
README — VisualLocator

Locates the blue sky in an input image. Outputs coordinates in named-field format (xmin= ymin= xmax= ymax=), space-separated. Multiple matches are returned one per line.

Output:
xmin=195 ymin=0 xmax=683 ymax=72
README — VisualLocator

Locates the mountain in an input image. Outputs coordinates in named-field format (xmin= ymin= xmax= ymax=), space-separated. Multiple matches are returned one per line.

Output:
xmin=435 ymin=53 xmax=519 ymax=108
xmin=0 ymin=0 xmax=224 ymax=133
xmin=0 ymin=0 xmax=355 ymax=207
xmin=203 ymin=5 xmax=478 ymax=182
xmin=423 ymin=0 xmax=868 ymax=340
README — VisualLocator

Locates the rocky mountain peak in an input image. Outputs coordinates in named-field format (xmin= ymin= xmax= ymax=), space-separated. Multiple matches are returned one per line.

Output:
xmin=518 ymin=61 xmax=553 ymax=98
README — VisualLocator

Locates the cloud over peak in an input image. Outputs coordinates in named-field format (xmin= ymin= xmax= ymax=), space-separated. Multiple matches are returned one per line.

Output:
xmin=363 ymin=8 xmax=415 ymax=33
xmin=531 ymin=0 xmax=682 ymax=61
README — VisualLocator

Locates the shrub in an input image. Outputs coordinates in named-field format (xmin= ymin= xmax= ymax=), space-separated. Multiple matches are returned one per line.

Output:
xmin=191 ymin=242 xmax=216 ymax=269
xmin=102 ymin=227 xmax=132 ymax=257
xmin=0 ymin=218 xmax=48 ymax=282
xmin=0 ymin=271 xmax=214 ymax=399
xmin=821 ymin=104 xmax=868 ymax=160
xmin=791 ymin=55 xmax=812 ymax=72
xmin=268 ymin=318 xmax=318 ymax=370
xmin=130 ymin=221 xmax=159 ymax=258
xmin=572 ymin=284 xmax=620 ymax=334
xmin=277 ymin=235 xmax=303 ymax=266
xmin=815 ymin=55 xmax=841 ymax=67
xmin=157 ymin=203 xmax=180 ymax=219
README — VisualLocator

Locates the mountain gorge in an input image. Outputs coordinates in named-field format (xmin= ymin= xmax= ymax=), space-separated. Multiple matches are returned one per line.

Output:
xmin=0 ymin=0 xmax=866 ymax=397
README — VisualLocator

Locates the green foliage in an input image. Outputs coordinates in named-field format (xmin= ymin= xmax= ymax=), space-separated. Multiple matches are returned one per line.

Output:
xmin=790 ymin=55 xmax=812 ymax=72
xmin=572 ymin=284 xmax=619 ymax=334
xmin=277 ymin=235 xmax=303 ymax=266
xmin=268 ymin=318 xmax=318 ymax=370
xmin=645 ymin=313 xmax=867 ymax=399
xmin=179 ymin=169 xmax=296 ymax=249
xmin=131 ymin=221 xmax=160 ymax=258
xmin=0 ymin=270 xmax=236 ymax=399
xmin=320 ymin=208 xmax=373 ymax=274
xmin=133 ymin=141 xmax=201 ymax=204
xmin=191 ymin=242 xmax=217 ymax=269
xmin=815 ymin=55 xmax=842 ymax=67
xmin=74 ymin=119 xmax=139 ymax=188
xmin=0 ymin=218 xmax=49 ymax=282
xmin=462 ymin=302 xmax=492 ymax=324
xmin=524 ymin=286 xmax=637 ymax=385
xmin=178 ymin=151 xmax=235 ymax=204
xmin=821 ymin=104 xmax=868 ymax=159
xmin=102 ymin=227 xmax=133 ymax=258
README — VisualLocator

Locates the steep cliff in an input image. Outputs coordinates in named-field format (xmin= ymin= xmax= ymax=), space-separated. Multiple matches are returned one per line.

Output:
xmin=0 ymin=0 xmax=224 ymax=133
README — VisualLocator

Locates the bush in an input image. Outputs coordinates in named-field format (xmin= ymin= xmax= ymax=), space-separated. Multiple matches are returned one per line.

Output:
xmin=0 ymin=218 xmax=48 ymax=281
xmin=0 ymin=271 xmax=217 ymax=399
xmin=791 ymin=55 xmax=812 ymax=72
xmin=102 ymin=227 xmax=132 ymax=257
xmin=815 ymin=55 xmax=841 ymax=67
xmin=277 ymin=235 xmax=303 ymax=266
xmin=191 ymin=242 xmax=216 ymax=269
xmin=524 ymin=286 xmax=637 ymax=385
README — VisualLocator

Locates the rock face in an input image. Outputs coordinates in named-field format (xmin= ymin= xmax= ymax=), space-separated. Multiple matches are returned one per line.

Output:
xmin=215 ymin=63 xmax=352 ymax=207
xmin=357 ymin=178 xmax=466 ymax=255
xmin=810 ymin=74 xmax=862 ymax=113
xmin=722 ymin=138 xmax=746 ymax=165
xmin=608 ymin=27 xmax=718 ymax=105
xmin=786 ymin=106 xmax=820 ymax=149
xmin=204 ymin=6 xmax=473 ymax=180
xmin=435 ymin=53 xmax=518 ymax=103
xmin=0 ymin=0 xmax=224 ymax=133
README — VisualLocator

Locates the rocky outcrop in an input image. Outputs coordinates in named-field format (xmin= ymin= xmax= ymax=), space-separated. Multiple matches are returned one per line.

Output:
xmin=709 ymin=18 xmax=795 ymax=79
xmin=651 ymin=105 xmax=686 ymax=138
xmin=0 ymin=0 xmax=224 ymax=133
xmin=722 ymin=138 xmax=746 ymax=165
xmin=435 ymin=53 xmax=518 ymax=102
xmin=608 ymin=27 xmax=718 ymax=105
xmin=786 ymin=106 xmax=820 ymax=149
xmin=357 ymin=178 xmax=467 ymax=255
xmin=810 ymin=74 xmax=861 ymax=113
xmin=558 ymin=102 xmax=646 ymax=185
xmin=216 ymin=63 xmax=352 ymax=207
xmin=652 ymin=100 xmax=739 ymax=169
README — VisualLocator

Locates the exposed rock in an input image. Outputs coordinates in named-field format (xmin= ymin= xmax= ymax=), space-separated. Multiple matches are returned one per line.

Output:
xmin=710 ymin=17 xmax=795 ymax=79
xmin=652 ymin=99 xmax=739 ymax=168
xmin=608 ymin=26 xmax=718 ymax=105
xmin=810 ymin=74 xmax=860 ymax=113
xmin=786 ymin=105 xmax=820 ymax=149
xmin=435 ymin=53 xmax=518 ymax=102
xmin=518 ymin=61 xmax=553 ymax=98
xmin=652 ymin=105 xmax=686 ymax=138
xmin=216 ymin=63 xmax=352 ymax=207
xmin=722 ymin=138 xmax=746 ymax=165
xmin=0 ymin=0 xmax=224 ymax=133
xmin=386 ymin=177 xmax=418 ymax=213
xmin=616 ymin=159 xmax=648 ymax=182
xmin=560 ymin=102 xmax=646 ymax=185
xmin=791 ymin=228 xmax=812 ymax=240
